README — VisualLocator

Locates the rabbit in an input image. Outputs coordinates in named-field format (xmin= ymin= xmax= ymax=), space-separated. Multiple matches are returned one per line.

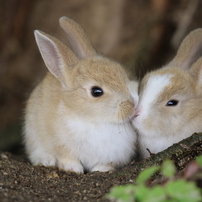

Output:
xmin=132 ymin=28 xmax=202 ymax=158
xmin=24 ymin=16 xmax=139 ymax=173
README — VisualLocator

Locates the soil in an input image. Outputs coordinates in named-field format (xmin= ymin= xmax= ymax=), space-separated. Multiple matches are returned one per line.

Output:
xmin=0 ymin=152 xmax=138 ymax=202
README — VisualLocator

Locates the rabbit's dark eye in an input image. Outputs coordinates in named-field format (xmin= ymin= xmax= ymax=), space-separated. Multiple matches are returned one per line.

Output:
xmin=91 ymin=86 xmax=104 ymax=97
xmin=166 ymin=100 xmax=179 ymax=106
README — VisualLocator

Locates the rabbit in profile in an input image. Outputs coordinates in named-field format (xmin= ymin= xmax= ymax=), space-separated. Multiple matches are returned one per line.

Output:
xmin=132 ymin=29 xmax=202 ymax=158
xmin=24 ymin=17 xmax=138 ymax=173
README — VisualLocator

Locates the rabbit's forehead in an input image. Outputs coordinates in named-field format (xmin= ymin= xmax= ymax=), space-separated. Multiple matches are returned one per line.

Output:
xmin=140 ymin=74 xmax=173 ymax=107
xmin=75 ymin=59 xmax=129 ymax=91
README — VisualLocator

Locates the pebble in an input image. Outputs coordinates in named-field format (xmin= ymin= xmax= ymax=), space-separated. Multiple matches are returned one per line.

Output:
xmin=1 ymin=154 xmax=8 ymax=159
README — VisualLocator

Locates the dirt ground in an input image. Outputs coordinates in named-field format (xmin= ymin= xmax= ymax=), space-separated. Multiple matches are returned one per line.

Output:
xmin=0 ymin=152 xmax=139 ymax=202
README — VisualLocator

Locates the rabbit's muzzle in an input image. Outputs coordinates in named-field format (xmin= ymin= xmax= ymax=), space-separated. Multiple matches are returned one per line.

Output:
xmin=118 ymin=100 xmax=135 ymax=121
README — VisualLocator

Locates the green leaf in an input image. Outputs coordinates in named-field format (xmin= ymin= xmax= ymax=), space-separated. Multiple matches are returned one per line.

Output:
xmin=165 ymin=179 xmax=202 ymax=202
xmin=106 ymin=184 xmax=136 ymax=202
xmin=196 ymin=155 xmax=202 ymax=167
xmin=161 ymin=159 xmax=176 ymax=178
xmin=133 ymin=184 xmax=150 ymax=201
xmin=136 ymin=165 xmax=159 ymax=184
xmin=141 ymin=185 xmax=167 ymax=202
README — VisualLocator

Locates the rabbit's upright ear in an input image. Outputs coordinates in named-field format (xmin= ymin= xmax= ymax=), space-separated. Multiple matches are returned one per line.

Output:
xmin=190 ymin=57 xmax=202 ymax=87
xmin=59 ymin=16 xmax=97 ymax=59
xmin=34 ymin=30 xmax=78 ymax=84
xmin=169 ymin=29 xmax=202 ymax=71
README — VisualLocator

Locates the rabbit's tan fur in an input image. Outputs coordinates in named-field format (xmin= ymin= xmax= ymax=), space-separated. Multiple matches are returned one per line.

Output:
xmin=24 ymin=17 xmax=138 ymax=173
xmin=132 ymin=29 xmax=202 ymax=158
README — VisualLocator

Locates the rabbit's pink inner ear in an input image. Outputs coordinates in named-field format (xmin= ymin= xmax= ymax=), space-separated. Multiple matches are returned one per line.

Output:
xmin=59 ymin=16 xmax=97 ymax=59
xmin=34 ymin=31 xmax=63 ymax=78
xmin=34 ymin=30 xmax=78 ymax=80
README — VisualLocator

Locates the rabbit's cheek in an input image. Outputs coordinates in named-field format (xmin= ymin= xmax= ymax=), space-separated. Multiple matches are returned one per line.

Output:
xmin=142 ymin=116 xmax=156 ymax=132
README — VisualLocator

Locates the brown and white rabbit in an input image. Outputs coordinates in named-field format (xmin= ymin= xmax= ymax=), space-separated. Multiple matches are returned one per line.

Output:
xmin=132 ymin=29 xmax=202 ymax=158
xmin=24 ymin=17 xmax=138 ymax=173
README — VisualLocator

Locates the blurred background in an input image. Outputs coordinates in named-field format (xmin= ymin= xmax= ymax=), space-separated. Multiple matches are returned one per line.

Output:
xmin=0 ymin=0 xmax=202 ymax=154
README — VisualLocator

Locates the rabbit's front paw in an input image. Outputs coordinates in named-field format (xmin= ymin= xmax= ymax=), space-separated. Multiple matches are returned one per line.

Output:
xmin=57 ymin=158 xmax=84 ymax=174
xmin=31 ymin=152 xmax=56 ymax=167
xmin=91 ymin=164 xmax=115 ymax=172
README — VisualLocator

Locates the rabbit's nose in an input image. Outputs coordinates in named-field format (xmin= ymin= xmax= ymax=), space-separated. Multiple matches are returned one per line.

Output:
xmin=134 ymin=107 xmax=141 ymax=118
xmin=134 ymin=111 xmax=139 ymax=117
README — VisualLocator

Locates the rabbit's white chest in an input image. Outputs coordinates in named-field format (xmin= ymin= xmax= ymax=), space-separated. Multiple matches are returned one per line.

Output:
xmin=139 ymin=131 xmax=190 ymax=158
xmin=58 ymin=117 xmax=136 ymax=170
xmin=140 ymin=135 xmax=172 ymax=157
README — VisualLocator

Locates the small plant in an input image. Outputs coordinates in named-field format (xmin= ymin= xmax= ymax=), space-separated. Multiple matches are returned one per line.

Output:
xmin=106 ymin=157 xmax=202 ymax=202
